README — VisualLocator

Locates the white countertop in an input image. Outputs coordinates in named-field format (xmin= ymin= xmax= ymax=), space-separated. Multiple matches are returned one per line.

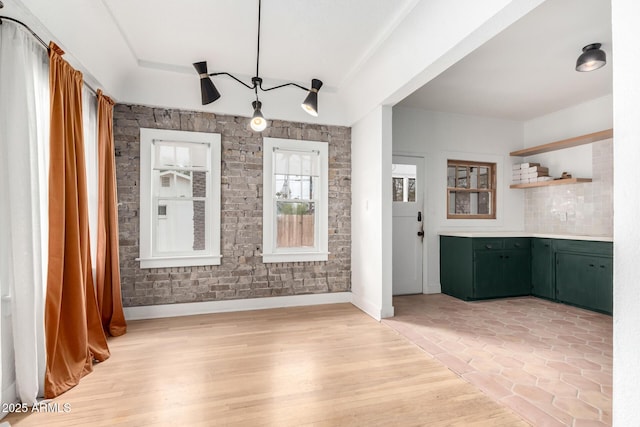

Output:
xmin=438 ymin=231 xmax=613 ymax=242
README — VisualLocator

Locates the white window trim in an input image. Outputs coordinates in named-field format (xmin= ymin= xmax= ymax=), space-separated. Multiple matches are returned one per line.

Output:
xmin=138 ymin=128 xmax=221 ymax=269
xmin=262 ymin=137 xmax=329 ymax=263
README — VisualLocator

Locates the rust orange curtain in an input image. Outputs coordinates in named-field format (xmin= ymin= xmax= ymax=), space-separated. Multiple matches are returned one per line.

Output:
xmin=96 ymin=90 xmax=127 ymax=337
xmin=45 ymin=42 xmax=110 ymax=399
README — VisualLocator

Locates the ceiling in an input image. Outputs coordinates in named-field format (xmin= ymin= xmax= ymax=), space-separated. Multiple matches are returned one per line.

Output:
xmin=3 ymin=0 xmax=611 ymax=124
xmin=7 ymin=0 xmax=417 ymax=93
xmin=397 ymin=0 xmax=613 ymax=121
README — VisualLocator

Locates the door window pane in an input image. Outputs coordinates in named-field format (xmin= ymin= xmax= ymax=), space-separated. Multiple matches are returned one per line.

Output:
xmin=392 ymin=163 xmax=417 ymax=202
xmin=408 ymin=178 xmax=416 ymax=202
xmin=393 ymin=178 xmax=404 ymax=201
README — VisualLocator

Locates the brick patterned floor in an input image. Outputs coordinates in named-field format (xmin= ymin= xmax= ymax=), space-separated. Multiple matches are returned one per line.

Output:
xmin=383 ymin=294 xmax=612 ymax=427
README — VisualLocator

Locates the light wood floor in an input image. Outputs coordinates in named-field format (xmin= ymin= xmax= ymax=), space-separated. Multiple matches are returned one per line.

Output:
xmin=5 ymin=304 xmax=527 ymax=426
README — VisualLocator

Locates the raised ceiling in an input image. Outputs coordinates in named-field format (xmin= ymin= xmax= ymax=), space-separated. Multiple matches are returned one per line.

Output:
xmin=398 ymin=0 xmax=613 ymax=121
xmin=3 ymin=0 xmax=611 ymax=124
xmin=10 ymin=0 xmax=417 ymax=92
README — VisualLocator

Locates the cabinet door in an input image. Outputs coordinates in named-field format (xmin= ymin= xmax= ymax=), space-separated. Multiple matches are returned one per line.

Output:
xmin=503 ymin=249 xmax=531 ymax=296
xmin=594 ymin=257 xmax=613 ymax=314
xmin=531 ymin=239 xmax=554 ymax=299
xmin=440 ymin=237 xmax=474 ymax=300
xmin=556 ymin=253 xmax=612 ymax=313
xmin=474 ymin=251 xmax=507 ymax=298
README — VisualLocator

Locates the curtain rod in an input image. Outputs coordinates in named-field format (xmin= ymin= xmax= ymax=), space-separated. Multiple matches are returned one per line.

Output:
xmin=0 ymin=15 xmax=99 ymax=97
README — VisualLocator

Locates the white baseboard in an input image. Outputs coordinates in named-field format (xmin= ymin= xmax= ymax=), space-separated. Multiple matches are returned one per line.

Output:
xmin=425 ymin=283 xmax=442 ymax=294
xmin=123 ymin=292 xmax=353 ymax=321
xmin=381 ymin=303 xmax=395 ymax=319
xmin=351 ymin=294 xmax=382 ymax=321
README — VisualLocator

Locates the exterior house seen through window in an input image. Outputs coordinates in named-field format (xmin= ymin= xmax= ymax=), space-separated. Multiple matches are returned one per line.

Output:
xmin=139 ymin=128 xmax=221 ymax=268
xmin=447 ymin=159 xmax=496 ymax=219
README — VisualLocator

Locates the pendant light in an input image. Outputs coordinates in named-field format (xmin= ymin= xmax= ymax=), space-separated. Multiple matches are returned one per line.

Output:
xmin=193 ymin=0 xmax=322 ymax=131
xmin=575 ymin=43 xmax=607 ymax=72
xmin=250 ymin=101 xmax=267 ymax=132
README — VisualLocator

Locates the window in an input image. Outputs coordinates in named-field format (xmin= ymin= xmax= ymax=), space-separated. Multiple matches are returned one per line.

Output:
xmin=447 ymin=159 xmax=496 ymax=219
xmin=262 ymin=137 xmax=328 ymax=263
xmin=139 ymin=128 xmax=221 ymax=268
xmin=392 ymin=163 xmax=417 ymax=202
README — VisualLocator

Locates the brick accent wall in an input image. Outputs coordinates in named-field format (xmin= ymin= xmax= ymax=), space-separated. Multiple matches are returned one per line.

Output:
xmin=114 ymin=104 xmax=351 ymax=306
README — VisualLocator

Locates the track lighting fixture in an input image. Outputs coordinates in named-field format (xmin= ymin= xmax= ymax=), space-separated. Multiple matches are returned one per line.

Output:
xmin=575 ymin=43 xmax=607 ymax=72
xmin=193 ymin=0 xmax=322 ymax=132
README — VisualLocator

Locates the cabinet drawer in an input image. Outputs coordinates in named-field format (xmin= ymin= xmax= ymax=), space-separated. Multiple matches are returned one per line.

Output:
xmin=472 ymin=238 xmax=504 ymax=251
xmin=504 ymin=238 xmax=530 ymax=250
xmin=554 ymin=240 xmax=612 ymax=256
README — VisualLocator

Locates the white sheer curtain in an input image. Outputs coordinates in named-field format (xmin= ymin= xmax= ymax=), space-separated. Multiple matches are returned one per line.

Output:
xmin=0 ymin=21 xmax=49 ymax=410
xmin=83 ymin=87 xmax=99 ymax=283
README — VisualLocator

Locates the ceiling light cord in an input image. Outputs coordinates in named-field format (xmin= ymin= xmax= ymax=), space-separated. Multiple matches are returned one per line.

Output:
xmin=193 ymin=0 xmax=323 ymax=131
xmin=256 ymin=0 xmax=261 ymax=79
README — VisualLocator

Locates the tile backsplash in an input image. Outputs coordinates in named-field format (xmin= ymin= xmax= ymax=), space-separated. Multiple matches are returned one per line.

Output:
xmin=524 ymin=140 xmax=613 ymax=236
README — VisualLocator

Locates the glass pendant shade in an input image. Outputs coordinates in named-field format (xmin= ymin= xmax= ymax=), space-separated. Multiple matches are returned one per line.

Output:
xmin=575 ymin=43 xmax=606 ymax=72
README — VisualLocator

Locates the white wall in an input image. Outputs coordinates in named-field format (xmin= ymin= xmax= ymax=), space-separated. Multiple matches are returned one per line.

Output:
xmin=522 ymin=94 xmax=613 ymax=178
xmin=351 ymin=106 xmax=394 ymax=320
xmin=522 ymin=95 xmax=613 ymax=236
xmin=612 ymin=0 xmax=640 ymax=424
xmin=393 ymin=107 xmax=524 ymax=293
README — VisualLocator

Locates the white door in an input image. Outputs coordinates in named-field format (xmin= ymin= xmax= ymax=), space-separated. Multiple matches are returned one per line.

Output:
xmin=392 ymin=155 xmax=424 ymax=295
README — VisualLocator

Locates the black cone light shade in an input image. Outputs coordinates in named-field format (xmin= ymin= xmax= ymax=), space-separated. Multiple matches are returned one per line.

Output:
xmin=192 ymin=1 xmax=323 ymax=131
xmin=575 ymin=43 xmax=606 ymax=72
xmin=301 ymin=79 xmax=323 ymax=117
xmin=250 ymin=101 xmax=267 ymax=132
xmin=193 ymin=61 xmax=221 ymax=104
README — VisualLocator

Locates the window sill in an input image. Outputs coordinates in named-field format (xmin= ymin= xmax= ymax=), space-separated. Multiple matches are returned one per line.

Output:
xmin=137 ymin=255 xmax=222 ymax=269
xmin=261 ymin=252 xmax=329 ymax=263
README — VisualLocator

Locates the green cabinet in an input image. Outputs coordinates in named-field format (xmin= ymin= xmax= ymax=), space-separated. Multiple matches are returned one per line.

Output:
xmin=440 ymin=237 xmax=474 ymax=300
xmin=555 ymin=240 xmax=613 ymax=314
xmin=531 ymin=238 xmax=554 ymax=299
xmin=440 ymin=236 xmax=613 ymax=315
xmin=440 ymin=236 xmax=530 ymax=300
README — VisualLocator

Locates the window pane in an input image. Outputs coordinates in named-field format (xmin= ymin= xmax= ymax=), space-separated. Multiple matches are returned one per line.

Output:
xmin=456 ymin=166 xmax=467 ymax=188
xmin=408 ymin=178 xmax=416 ymax=202
xmin=275 ymin=175 xmax=314 ymax=200
xmin=392 ymin=178 xmax=404 ymax=201
xmin=470 ymin=167 xmax=478 ymax=189
xmin=448 ymin=191 xmax=492 ymax=215
xmin=155 ymin=199 xmax=207 ymax=253
xmin=276 ymin=201 xmax=315 ymax=248
xmin=447 ymin=166 xmax=456 ymax=187
xmin=155 ymin=141 xmax=208 ymax=168
xmin=453 ymin=191 xmax=471 ymax=214
xmin=154 ymin=170 xmax=207 ymax=198
xmin=478 ymin=167 xmax=489 ymax=189
xmin=478 ymin=192 xmax=491 ymax=215
xmin=274 ymin=150 xmax=320 ymax=176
